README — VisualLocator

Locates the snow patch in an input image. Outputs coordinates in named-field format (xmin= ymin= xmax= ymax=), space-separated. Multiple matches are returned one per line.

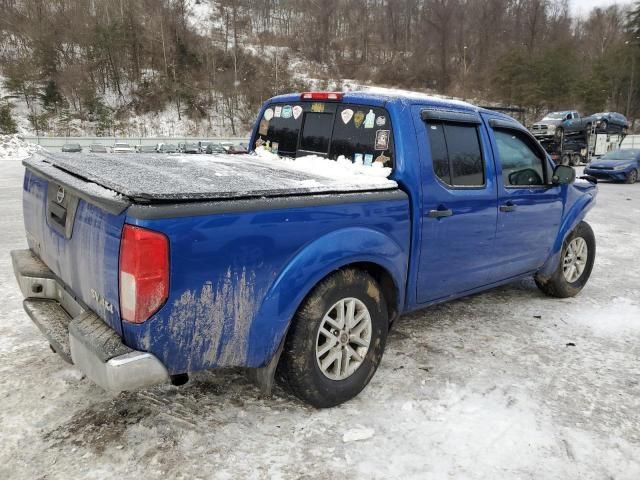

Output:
xmin=342 ymin=427 xmax=375 ymax=443
xmin=569 ymin=297 xmax=640 ymax=337
xmin=0 ymin=134 xmax=42 ymax=160
xmin=254 ymin=146 xmax=393 ymax=183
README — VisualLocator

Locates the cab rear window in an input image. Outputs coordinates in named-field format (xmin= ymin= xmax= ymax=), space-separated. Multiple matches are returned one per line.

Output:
xmin=253 ymin=102 xmax=394 ymax=168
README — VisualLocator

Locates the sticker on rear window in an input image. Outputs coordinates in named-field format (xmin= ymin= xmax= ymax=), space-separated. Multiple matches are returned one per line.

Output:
xmin=264 ymin=108 xmax=274 ymax=121
xmin=354 ymin=153 xmax=363 ymax=164
xmin=375 ymin=130 xmax=390 ymax=150
xmin=293 ymin=105 xmax=303 ymax=119
xmin=282 ymin=105 xmax=293 ymax=118
xmin=364 ymin=110 xmax=375 ymax=128
xmin=259 ymin=119 xmax=269 ymax=136
xmin=354 ymin=111 xmax=365 ymax=128
xmin=364 ymin=153 xmax=373 ymax=166
xmin=375 ymin=152 xmax=390 ymax=166
xmin=311 ymin=103 xmax=325 ymax=113
xmin=341 ymin=108 xmax=354 ymax=124
xmin=274 ymin=106 xmax=282 ymax=118
xmin=376 ymin=116 xmax=386 ymax=126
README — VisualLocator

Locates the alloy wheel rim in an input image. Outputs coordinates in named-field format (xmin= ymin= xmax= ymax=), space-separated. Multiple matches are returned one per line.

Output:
xmin=315 ymin=297 xmax=372 ymax=381
xmin=563 ymin=237 xmax=588 ymax=283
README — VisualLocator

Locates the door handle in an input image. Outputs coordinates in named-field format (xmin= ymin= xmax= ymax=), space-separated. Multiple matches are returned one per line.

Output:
xmin=428 ymin=208 xmax=453 ymax=218
xmin=500 ymin=202 xmax=517 ymax=212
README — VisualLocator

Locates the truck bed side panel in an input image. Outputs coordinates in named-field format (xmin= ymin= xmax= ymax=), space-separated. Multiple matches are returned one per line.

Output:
xmin=121 ymin=193 xmax=410 ymax=373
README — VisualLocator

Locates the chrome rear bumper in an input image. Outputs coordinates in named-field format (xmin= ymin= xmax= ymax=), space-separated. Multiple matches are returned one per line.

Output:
xmin=11 ymin=249 xmax=169 ymax=392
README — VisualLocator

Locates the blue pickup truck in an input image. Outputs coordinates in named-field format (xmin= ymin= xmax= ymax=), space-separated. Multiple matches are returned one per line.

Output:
xmin=12 ymin=90 xmax=597 ymax=407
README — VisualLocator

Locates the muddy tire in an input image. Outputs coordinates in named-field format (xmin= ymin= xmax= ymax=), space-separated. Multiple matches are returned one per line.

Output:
xmin=625 ymin=169 xmax=638 ymax=184
xmin=278 ymin=268 xmax=388 ymax=408
xmin=535 ymin=221 xmax=595 ymax=298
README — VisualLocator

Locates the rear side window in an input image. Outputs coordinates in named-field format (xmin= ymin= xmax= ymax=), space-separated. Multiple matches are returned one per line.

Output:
xmin=253 ymin=102 xmax=394 ymax=168
xmin=426 ymin=122 xmax=484 ymax=187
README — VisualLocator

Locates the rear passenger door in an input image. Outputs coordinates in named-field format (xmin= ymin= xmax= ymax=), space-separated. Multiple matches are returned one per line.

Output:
xmin=487 ymin=119 xmax=563 ymax=280
xmin=414 ymin=108 xmax=498 ymax=303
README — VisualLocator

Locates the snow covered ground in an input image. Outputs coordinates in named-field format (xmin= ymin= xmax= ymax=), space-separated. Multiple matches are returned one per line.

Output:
xmin=0 ymin=149 xmax=639 ymax=479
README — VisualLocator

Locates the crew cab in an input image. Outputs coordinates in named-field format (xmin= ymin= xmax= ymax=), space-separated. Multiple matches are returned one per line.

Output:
xmin=11 ymin=90 xmax=598 ymax=408
xmin=531 ymin=111 xmax=591 ymax=138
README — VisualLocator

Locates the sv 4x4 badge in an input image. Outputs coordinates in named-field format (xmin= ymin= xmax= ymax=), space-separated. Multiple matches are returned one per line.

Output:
xmin=90 ymin=288 xmax=114 ymax=314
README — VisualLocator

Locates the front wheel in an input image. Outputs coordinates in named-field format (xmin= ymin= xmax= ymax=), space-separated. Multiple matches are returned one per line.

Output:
xmin=625 ymin=169 xmax=638 ymax=184
xmin=278 ymin=268 xmax=388 ymax=408
xmin=535 ymin=221 xmax=596 ymax=298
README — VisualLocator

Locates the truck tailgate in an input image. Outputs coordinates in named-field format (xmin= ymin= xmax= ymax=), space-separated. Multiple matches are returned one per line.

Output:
xmin=22 ymin=162 xmax=129 ymax=335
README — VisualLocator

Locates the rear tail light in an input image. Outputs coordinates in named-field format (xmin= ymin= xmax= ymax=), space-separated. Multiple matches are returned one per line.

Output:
xmin=119 ymin=225 xmax=169 ymax=323
xmin=300 ymin=91 xmax=343 ymax=101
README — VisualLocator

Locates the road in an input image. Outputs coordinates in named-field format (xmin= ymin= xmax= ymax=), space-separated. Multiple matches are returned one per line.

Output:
xmin=0 ymin=156 xmax=639 ymax=479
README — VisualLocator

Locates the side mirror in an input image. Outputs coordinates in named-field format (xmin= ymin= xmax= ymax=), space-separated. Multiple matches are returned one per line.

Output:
xmin=552 ymin=165 xmax=576 ymax=185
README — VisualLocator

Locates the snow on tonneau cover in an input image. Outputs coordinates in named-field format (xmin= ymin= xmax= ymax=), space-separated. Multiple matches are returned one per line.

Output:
xmin=21 ymin=149 xmax=396 ymax=335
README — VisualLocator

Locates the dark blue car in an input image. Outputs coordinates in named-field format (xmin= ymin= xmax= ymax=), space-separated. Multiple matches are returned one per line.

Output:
xmin=12 ymin=90 xmax=598 ymax=407
xmin=585 ymin=149 xmax=640 ymax=184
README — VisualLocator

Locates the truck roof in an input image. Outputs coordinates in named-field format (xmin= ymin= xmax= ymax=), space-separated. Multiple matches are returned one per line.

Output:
xmin=268 ymin=87 xmax=514 ymax=121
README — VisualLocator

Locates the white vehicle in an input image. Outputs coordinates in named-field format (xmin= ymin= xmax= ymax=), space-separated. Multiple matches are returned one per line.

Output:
xmin=112 ymin=142 xmax=135 ymax=153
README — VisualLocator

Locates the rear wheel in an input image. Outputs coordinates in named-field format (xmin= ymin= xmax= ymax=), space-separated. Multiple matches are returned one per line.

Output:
xmin=535 ymin=221 xmax=595 ymax=298
xmin=278 ymin=268 xmax=388 ymax=408
xmin=561 ymin=154 xmax=571 ymax=166
xmin=570 ymin=154 xmax=581 ymax=166
xmin=625 ymin=169 xmax=638 ymax=184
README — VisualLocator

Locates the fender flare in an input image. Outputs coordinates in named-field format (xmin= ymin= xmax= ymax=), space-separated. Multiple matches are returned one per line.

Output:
xmin=245 ymin=227 xmax=407 ymax=368
xmin=538 ymin=192 xmax=595 ymax=279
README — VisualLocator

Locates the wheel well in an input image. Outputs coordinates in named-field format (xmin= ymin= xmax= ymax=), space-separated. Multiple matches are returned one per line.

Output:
xmin=346 ymin=262 xmax=400 ymax=323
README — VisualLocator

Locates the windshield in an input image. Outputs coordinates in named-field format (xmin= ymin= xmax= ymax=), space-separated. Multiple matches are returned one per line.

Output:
xmin=600 ymin=149 xmax=639 ymax=161
xmin=253 ymin=102 xmax=394 ymax=168
xmin=543 ymin=112 xmax=568 ymax=120
xmin=115 ymin=143 xmax=130 ymax=148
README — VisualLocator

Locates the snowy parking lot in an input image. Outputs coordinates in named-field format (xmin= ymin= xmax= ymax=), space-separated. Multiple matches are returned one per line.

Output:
xmin=0 ymin=153 xmax=639 ymax=479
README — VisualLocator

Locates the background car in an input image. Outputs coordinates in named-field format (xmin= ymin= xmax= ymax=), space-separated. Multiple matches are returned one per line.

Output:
xmin=183 ymin=142 xmax=200 ymax=154
xmin=157 ymin=143 xmax=178 ymax=153
xmin=61 ymin=143 xmax=82 ymax=153
xmin=136 ymin=145 xmax=157 ymax=153
xmin=199 ymin=141 xmax=214 ymax=153
xmin=113 ymin=142 xmax=135 ymax=153
xmin=89 ymin=144 xmax=107 ymax=153
xmin=205 ymin=143 xmax=227 ymax=154
xmin=584 ymin=148 xmax=640 ymax=184
xmin=223 ymin=143 xmax=248 ymax=154
xmin=531 ymin=111 xmax=590 ymax=138
xmin=586 ymin=112 xmax=629 ymax=134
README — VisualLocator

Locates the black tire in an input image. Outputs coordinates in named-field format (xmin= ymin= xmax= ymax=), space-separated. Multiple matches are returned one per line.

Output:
xmin=626 ymin=169 xmax=638 ymax=184
xmin=277 ymin=268 xmax=388 ymax=408
xmin=570 ymin=154 xmax=581 ymax=166
xmin=561 ymin=154 xmax=571 ymax=166
xmin=535 ymin=221 xmax=596 ymax=298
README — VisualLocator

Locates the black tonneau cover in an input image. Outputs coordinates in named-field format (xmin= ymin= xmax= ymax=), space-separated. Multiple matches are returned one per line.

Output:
xmin=25 ymin=151 xmax=397 ymax=204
